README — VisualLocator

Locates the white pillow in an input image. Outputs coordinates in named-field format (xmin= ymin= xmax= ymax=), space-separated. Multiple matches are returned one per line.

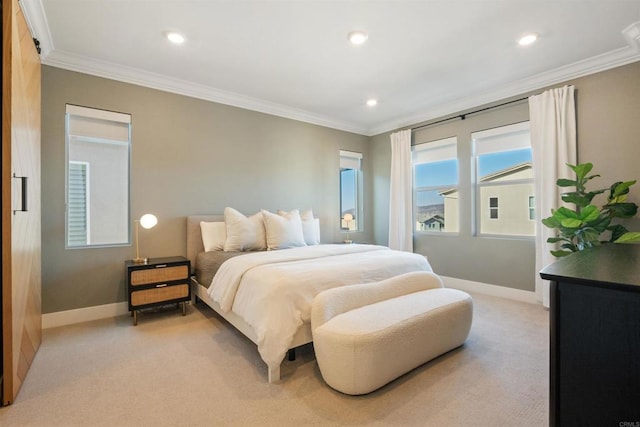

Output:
xmin=300 ymin=209 xmax=320 ymax=245
xmin=263 ymin=209 xmax=306 ymax=250
xmin=302 ymin=218 xmax=321 ymax=245
xmin=200 ymin=221 xmax=226 ymax=251
xmin=223 ymin=207 xmax=267 ymax=252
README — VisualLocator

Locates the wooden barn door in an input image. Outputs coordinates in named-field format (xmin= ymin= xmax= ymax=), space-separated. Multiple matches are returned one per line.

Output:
xmin=1 ymin=0 xmax=42 ymax=405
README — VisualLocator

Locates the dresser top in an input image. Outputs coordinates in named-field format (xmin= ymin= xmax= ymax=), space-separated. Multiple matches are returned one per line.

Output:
xmin=125 ymin=256 xmax=188 ymax=268
xmin=540 ymin=244 xmax=640 ymax=289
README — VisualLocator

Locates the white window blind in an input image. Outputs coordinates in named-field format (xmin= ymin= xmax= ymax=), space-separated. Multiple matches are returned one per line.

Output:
xmin=412 ymin=136 xmax=457 ymax=163
xmin=68 ymin=162 xmax=89 ymax=246
xmin=472 ymin=122 xmax=530 ymax=155
xmin=340 ymin=150 xmax=362 ymax=170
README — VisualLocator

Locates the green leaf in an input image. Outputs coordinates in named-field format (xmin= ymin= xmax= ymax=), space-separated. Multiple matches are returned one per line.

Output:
xmin=605 ymin=202 xmax=638 ymax=218
xmin=608 ymin=224 xmax=629 ymax=242
xmin=556 ymin=178 xmax=577 ymax=187
xmin=579 ymin=205 xmax=600 ymax=222
xmin=560 ymin=218 xmax=582 ymax=228
xmin=546 ymin=237 xmax=568 ymax=243
xmin=561 ymin=193 xmax=590 ymax=207
xmin=555 ymin=207 xmax=580 ymax=219
xmin=614 ymin=232 xmax=640 ymax=244
xmin=551 ymin=249 xmax=573 ymax=257
xmin=542 ymin=216 xmax=561 ymax=228
xmin=611 ymin=180 xmax=636 ymax=198
xmin=588 ymin=215 xmax=611 ymax=233
xmin=573 ymin=163 xmax=593 ymax=180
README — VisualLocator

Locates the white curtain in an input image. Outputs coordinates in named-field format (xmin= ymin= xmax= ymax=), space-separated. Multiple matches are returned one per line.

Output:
xmin=529 ymin=85 xmax=577 ymax=307
xmin=389 ymin=129 xmax=413 ymax=252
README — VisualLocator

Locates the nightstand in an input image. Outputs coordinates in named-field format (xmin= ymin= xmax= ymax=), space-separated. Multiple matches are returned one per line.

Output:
xmin=125 ymin=256 xmax=191 ymax=325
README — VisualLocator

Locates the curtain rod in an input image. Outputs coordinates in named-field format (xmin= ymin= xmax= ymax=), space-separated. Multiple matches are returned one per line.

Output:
xmin=411 ymin=96 xmax=529 ymax=132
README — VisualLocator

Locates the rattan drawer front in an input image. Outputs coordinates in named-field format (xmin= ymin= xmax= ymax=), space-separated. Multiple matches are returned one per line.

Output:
xmin=130 ymin=265 xmax=188 ymax=286
xmin=131 ymin=284 xmax=189 ymax=306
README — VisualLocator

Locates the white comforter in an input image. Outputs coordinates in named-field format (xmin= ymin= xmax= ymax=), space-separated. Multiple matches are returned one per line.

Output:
xmin=207 ymin=244 xmax=432 ymax=370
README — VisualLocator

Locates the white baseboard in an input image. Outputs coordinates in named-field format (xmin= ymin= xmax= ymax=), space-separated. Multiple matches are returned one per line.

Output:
xmin=442 ymin=276 xmax=538 ymax=304
xmin=42 ymin=302 xmax=129 ymax=329
xmin=42 ymin=277 xmax=538 ymax=329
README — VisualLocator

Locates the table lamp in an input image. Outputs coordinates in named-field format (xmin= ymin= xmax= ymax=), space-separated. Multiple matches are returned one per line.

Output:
xmin=343 ymin=213 xmax=353 ymax=244
xmin=133 ymin=213 xmax=158 ymax=263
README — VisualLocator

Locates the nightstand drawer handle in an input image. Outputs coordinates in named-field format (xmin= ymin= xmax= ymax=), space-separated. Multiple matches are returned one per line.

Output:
xmin=156 ymin=283 xmax=168 ymax=288
xmin=155 ymin=264 xmax=167 ymax=268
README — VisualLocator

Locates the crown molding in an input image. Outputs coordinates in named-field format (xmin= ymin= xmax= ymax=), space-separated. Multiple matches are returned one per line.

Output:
xmin=22 ymin=0 xmax=640 ymax=137
xmin=623 ymin=21 xmax=640 ymax=51
xmin=369 ymin=46 xmax=640 ymax=136
xmin=18 ymin=0 xmax=53 ymax=56
xmin=42 ymin=50 xmax=368 ymax=135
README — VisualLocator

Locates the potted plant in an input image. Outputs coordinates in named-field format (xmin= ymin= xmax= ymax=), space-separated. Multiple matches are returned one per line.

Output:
xmin=542 ymin=162 xmax=640 ymax=257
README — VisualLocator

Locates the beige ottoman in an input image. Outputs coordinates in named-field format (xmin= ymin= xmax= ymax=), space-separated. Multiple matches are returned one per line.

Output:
xmin=311 ymin=271 xmax=473 ymax=395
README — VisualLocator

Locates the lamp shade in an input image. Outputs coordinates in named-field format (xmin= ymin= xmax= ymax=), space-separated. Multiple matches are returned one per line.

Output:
xmin=343 ymin=213 xmax=353 ymax=222
xmin=139 ymin=213 xmax=158 ymax=229
xmin=133 ymin=214 xmax=158 ymax=263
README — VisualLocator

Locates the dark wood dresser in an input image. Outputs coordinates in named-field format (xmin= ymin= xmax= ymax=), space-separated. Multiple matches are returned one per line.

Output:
xmin=540 ymin=244 xmax=640 ymax=427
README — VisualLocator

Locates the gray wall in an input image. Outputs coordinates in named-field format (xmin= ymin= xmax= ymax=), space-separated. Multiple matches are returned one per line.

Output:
xmin=41 ymin=66 xmax=371 ymax=313
xmin=371 ymin=61 xmax=640 ymax=292
xmin=42 ymin=61 xmax=640 ymax=312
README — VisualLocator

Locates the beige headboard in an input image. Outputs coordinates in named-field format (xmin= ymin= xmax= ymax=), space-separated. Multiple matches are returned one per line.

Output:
xmin=186 ymin=214 xmax=224 ymax=272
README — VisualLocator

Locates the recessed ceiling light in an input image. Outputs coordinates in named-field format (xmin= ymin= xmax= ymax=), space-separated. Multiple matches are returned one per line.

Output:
xmin=366 ymin=99 xmax=378 ymax=107
xmin=348 ymin=30 xmax=368 ymax=45
xmin=518 ymin=33 xmax=538 ymax=46
xmin=166 ymin=32 xmax=186 ymax=44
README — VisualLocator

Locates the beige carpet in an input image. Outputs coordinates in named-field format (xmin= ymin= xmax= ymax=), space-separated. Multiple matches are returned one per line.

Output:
xmin=0 ymin=291 xmax=548 ymax=426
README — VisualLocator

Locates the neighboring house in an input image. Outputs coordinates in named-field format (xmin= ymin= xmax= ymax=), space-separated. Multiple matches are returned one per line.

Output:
xmin=436 ymin=162 xmax=534 ymax=236
xmin=421 ymin=214 xmax=445 ymax=231
xmin=478 ymin=163 xmax=534 ymax=236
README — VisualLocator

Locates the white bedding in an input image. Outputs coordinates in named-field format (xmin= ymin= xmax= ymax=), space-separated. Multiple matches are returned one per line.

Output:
xmin=207 ymin=244 xmax=432 ymax=371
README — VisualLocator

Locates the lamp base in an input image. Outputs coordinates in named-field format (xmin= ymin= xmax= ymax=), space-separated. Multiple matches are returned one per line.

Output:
xmin=343 ymin=239 xmax=353 ymax=244
xmin=132 ymin=257 xmax=149 ymax=264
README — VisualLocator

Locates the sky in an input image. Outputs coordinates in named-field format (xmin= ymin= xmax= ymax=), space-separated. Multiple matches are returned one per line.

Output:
xmin=415 ymin=148 xmax=532 ymax=207
xmin=341 ymin=147 xmax=534 ymax=212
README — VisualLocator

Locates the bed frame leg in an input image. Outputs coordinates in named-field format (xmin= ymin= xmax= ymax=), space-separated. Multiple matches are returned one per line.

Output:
xmin=268 ymin=365 xmax=281 ymax=383
xmin=287 ymin=348 xmax=296 ymax=361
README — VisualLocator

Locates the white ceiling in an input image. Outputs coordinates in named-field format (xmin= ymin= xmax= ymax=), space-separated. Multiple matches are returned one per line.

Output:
xmin=23 ymin=0 xmax=640 ymax=136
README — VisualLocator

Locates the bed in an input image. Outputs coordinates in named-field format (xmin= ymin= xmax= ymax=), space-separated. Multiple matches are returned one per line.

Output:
xmin=186 ymin=213 xmax=433 ymax=382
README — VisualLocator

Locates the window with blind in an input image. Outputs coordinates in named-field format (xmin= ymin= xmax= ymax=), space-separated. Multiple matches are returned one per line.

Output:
xmin=68 ymin=161 xmax=89 ymax=245
xmin=339 ymin=150 xmax=362 ymax=232
xmin=412 ymin=137 xmax=459 ymax=233
xmin=65 ymin=104 xmax=131 ymax=248
xmin=472 ymin=121 xmax=534 ymax=237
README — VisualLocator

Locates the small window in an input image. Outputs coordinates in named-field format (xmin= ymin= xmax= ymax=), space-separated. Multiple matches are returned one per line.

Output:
xmin=489 ymin=197 xmax=499 ymax=219
xmin=472 ymin=122 xmax=534 ymax=237
xmin=412 ymin=137 xmax=458 ymax=233
xmin=66 ymin=105 xmax=131 ymax=248
xmin=528 ymin=196 xmax=535 ymax=220
xmin=340 ymin=150 xmax=362 ymax=231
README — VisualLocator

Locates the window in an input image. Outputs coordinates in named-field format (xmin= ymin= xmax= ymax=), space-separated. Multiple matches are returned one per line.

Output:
xmin=65 ymin=104 xmax=131 ymax=248
xmin=412 ymin=137 xmax=458 ymax=233
xmin=489 ymin=197 xmax=499 ymax=219
xmin=528 ymin=196 xmax=535 ymax=220
xmin=340 ymin=150 xmax=362 ymax=231
xmin=472 ymin=122 xmax=534 ymax=237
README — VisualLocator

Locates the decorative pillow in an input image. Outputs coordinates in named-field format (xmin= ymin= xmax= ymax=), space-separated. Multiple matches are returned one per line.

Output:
xmin=263 ymin=209 xmax=306 ymax=250
xmin=302 ymin=218 xmax=321 ymax=245
xmin=200 ymin=221 xmax=226 ymax=251
xmin=223 ymin=207 xmax=267 ymax=252
xmin=300 ymin=209 xmax=320 ymax=245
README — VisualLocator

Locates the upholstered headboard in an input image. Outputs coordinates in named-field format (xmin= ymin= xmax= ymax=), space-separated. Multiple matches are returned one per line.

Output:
xmin=186 ymin=214 xmax=224 ymax=272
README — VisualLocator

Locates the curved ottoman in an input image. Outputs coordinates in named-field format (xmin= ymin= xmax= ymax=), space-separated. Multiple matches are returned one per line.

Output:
xmin=311 ymin=271 xmax=473 ymax=395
